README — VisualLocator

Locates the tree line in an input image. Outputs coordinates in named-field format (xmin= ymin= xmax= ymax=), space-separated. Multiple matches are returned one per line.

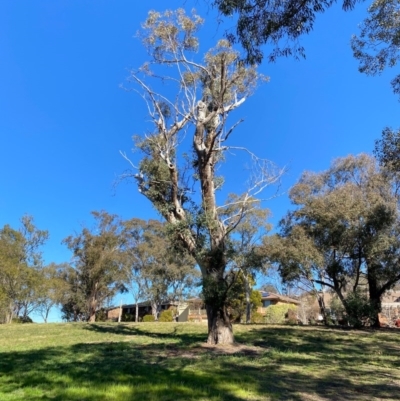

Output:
xmin=0 ymin=213 xmax=200 ymax=324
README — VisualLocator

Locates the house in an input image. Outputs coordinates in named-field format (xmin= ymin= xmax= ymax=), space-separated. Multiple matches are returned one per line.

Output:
xmin=106 ymin=300 xmax=179 ymax=322
xmin=257 ymin=291 xmax=300 ymax=315
xmin=106 ymin=298 xmax=207 ymax=322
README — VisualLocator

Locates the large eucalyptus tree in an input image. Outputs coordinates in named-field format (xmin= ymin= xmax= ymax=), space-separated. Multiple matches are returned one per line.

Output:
xmin=122 ymin=9 xmax=282 ymax=344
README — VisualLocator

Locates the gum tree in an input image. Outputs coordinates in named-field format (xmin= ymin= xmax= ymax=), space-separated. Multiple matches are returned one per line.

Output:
xmin=122 ymin=9 xmax=282 ymax=344
xmin=265 ymin=154 xmax=400 ymax=327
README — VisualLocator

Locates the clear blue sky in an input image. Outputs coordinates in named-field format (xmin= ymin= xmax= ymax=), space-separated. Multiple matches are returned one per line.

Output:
xmin=1 ymin=1 xmax=398 ymax=321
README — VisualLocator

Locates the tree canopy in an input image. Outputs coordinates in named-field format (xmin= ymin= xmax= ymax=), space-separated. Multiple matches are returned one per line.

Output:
xmin=352 ymin=0 xmax=400 ymax=99
xmin=265 ymin=154 xmax=400 ymax=326
xmin=213 ymin=0 xmax=359 ymax=64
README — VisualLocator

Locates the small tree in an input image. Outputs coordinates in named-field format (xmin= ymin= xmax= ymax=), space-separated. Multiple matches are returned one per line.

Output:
xmin=121 ymin=218 xmax=198 ymax=321
xmin=122 ymin=9 xmax=282 ymax=344
xmin=36 ymin=263 xmax=68 ymax=323
xmin=0 ymin=216 xmax=48 ymax=323
xmin=63 ymin=211 xmax=126 ymax=322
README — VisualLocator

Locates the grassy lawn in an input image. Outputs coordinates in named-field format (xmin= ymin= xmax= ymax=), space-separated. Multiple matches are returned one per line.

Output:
xmin=0 ymin=322 xmax=399 ymax=401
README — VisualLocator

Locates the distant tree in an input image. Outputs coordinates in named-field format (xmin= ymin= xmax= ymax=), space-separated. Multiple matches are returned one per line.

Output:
xmin=121 ymin=219 xmax=198 ymax=320
xmin=227 ymin=272 xmax=262 ymax=323
xmin=122 ymin=9 xmax=282 ymax=344
xmin=0 ymin=216 xmax=48 ymax=323
xmin=213 ymin=0 xmax=359 ymax=64
xmin=351 ymin=0 xmax=400 ymax=99
xmin=36 ymin=263 xmax=68 ymax=323
xmin=225 ymin=197 xmax=270 ymax=323
xmin=58 ymin=263 xmax=87 ymax=322
xmin=265 ymin=154 xmax=400 ymax=327
xmin=63 ymin=211 xmax=126 ymax=322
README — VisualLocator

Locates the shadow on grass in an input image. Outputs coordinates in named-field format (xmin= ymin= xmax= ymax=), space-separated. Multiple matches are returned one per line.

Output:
xmin=0 ymin=325 xmax=399 ymax=401
xmin=82 ymin=322 xmax=207 ymax=347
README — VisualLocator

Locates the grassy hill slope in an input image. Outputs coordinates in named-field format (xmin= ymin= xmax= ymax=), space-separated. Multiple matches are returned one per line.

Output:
xmin=0 ymin=322 xmax=399 ymax=400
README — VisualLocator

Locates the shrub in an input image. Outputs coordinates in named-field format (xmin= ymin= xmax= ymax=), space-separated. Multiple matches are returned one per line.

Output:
xmin=142 ymin=314 xmax=155 ymax=322
xmin=286 ymin=308 xmax=298 ymax=325
xmin=95 ymin=309 xmax=107 ymax=322
xmin=344 ymin=290 xmax=376 ymax=328
xmin=264 ymin=304 xmax=297 ymax=324
xmin=159 ymin=310 xmax=174 ymax=322
xmin=122 ymin=313 xmax=136 ymax=322
xmin=12 ymin=316 xmax=33 ymax=324
xmin=251 ymin=311 xmax=264 ymax=323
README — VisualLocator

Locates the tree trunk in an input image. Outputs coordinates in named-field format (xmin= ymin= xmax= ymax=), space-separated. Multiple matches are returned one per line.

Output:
xmin=316 ymin=292 xmax=327 ymax=324
xmin=135 ymin=301 xmax=139 ymax=323
xmin=88 ymin=309 xmax=96 ymax=322
xmin=206 ymin=303 xmax=234 ymax=345
xmin=5 ymin=302 xmax=14 ymax=324
xmin=368 ymin=276 xmax=382 ymax=328
xmin=243 ymin=273 xmax=251 ymax=324
xmin=151 ymin=301 xmax=158 ymax=320
xmin=88 ymin=297 xmax=97 ymax=322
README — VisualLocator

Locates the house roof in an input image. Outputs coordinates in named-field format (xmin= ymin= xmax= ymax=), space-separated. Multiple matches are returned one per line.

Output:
xmin=259 ymin=291 xmax=301 ymax=305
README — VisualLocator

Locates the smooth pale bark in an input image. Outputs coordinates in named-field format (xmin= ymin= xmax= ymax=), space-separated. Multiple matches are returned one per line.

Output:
xmin=151 ymin=301 xmax=158 ymax=320
xmin=88 ymin=297 xmax=97 ymax=322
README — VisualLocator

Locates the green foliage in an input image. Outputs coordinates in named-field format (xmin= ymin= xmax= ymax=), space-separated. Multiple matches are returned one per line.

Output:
xmin=344 ymin=290 xmax=377 ymax=328
xmin=121 ymin=218 xmax=198 ymax=315
xmin=121 ymin=313 xmax=136 ymax=322
xmin=0 ymin=215 xmax=48 ymax=323
xmin=11 ymin=316 xmax=33 ymax=324
xmin=264 ymin=304 xmax=297 ymax=324
xmin=266 ymin=154 xmax=400 ymax=328
xmin=159 ymin=310 xmax=174 ymax=322
xmin=62 ymin=211 xmax=127 ymax=322
xmin=95 ymin=309 xmax=108 ymax=322
xmin=351 ymin=0 xmax=400 ymax=98
xmin=142 ymin=314 xmax=155 ymax=322
xmin=214 ymin=0 xmax=357 ymax=64
xmin=374 ymin=127 xmax=400 ymax=173
xmin=250 ymin=311 xmax=264 ymax=323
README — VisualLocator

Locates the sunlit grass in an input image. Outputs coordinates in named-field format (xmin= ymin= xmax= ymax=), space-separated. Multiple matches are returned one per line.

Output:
xmin=0 ymin=322 xmax=399 ymax=400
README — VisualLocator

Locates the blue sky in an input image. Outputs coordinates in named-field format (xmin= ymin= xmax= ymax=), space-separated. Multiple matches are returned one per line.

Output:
xmin=1 ymin=1 xmax=398 ymax=321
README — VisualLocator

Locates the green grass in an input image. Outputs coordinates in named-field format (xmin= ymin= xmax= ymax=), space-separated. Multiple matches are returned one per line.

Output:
xmin=0 ymin=322 xmax=399 ymax=400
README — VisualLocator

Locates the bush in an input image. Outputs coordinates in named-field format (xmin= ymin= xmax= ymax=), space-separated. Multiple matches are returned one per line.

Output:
xmin=12 ymin=316 xmax=33 ymax=324
xmin=264 ymin=304 xmax=297 ymax=324
xmin=95 ymin=309 xmax=107 ymax=322
xmin=159 ymin=310 xmax=174 ymax=322
xmin=251 ymin=311 xmax=264 ymax=323
xmin=344 ymin=290 xmax=376 ymax=328
xmin=286 ymin=308 xmax=298 ymax=325
xmin=122 ymin=313 xmax=136 ymax=322
xmin=142 ymin=314 xmax=155 ymax=322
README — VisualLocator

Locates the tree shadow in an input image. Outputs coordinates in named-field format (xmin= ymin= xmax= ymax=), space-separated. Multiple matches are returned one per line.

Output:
xmin=82 ymin=322 xmax=207 ymax=347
